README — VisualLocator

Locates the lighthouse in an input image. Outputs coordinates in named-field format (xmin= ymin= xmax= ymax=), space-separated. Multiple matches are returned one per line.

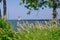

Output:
xmin=18 ymin=16 xmax=21 ymax=21
xmin=17 ymin=16 xmax=21 ymax=26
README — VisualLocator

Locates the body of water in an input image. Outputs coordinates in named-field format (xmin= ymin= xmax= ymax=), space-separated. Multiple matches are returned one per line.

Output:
xmin=8 ymin=20 xmax=60 ymax=30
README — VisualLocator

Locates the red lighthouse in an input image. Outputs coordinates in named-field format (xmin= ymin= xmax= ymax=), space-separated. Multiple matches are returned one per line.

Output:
xmin=18 ymin=16 xmax=21 ymax=21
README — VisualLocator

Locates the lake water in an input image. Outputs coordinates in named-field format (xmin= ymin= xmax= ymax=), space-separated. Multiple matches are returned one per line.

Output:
xmin=8 ymin=20 xmax=60 ymax=30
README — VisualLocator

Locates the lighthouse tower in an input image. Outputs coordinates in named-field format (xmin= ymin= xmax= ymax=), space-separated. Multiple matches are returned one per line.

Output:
xmin=18 ymin=16 xmax=21 ymax=21
xmin=17 ymin=16 xmax=21 ymax=26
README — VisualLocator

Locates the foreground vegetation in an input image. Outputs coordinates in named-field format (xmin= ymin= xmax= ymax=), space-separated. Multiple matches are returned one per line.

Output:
xmin=0 ymin=19 xmax=60 ymax=40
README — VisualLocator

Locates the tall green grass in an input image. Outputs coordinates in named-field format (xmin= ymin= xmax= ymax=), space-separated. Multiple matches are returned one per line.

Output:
xmin=16 ymin=22 xmax=60 ymax=40
xmin=0 ymin=18 xmax=60 ymax=40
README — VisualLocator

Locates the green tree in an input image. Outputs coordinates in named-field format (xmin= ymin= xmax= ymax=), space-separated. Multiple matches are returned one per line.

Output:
xmin=20 ymin=0 xmax=60 ymax=25
xmin=0 ymin=0 xmax=7 ymax=20
xmin=0 ymin=0 xmax=2 ymax=18
xmin=3 ymin=0 xmax=7 ymax=20
xmin=46 ymin=0 xmax=60 ymax=25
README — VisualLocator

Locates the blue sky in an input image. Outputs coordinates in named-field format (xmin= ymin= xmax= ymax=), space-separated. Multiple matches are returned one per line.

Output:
xmin=0 ymin=0 xmax=60 ymax=20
